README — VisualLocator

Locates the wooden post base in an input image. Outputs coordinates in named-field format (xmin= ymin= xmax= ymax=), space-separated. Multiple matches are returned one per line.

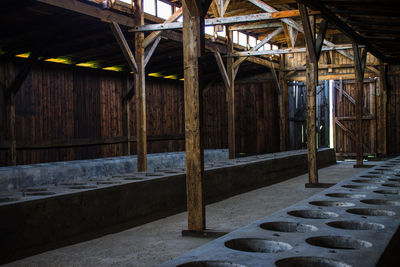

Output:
xmin=353 ymin=164 xmax=375 ymax=168
xmin=305 ymin=183 xmax=335 ymax=188
xmin=182 ymin=229 xmax=231 ymax=238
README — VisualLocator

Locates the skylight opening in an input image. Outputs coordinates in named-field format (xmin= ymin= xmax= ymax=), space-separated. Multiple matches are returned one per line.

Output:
xmin=249 ymin=36 xmax=257 ymax=48
xmin=205 ymin=26 xmax=214 ymax=36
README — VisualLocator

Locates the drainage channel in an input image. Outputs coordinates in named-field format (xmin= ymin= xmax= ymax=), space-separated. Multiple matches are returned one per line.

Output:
xmin=160 ymin=156 xmax=400 ymax=267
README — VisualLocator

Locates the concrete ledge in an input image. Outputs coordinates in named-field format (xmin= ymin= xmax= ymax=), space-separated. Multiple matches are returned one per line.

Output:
xmin=160 ymin=156 xmax=400 ymax=267
xmin=0 ymin=148 xmax=335 ymax=263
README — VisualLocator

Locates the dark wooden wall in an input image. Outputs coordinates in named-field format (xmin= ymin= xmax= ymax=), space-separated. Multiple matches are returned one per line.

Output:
xmin=387 ymin=66 xmax=400 ymax=154
xmin=0 ymin=59 xmax=280 ymax=165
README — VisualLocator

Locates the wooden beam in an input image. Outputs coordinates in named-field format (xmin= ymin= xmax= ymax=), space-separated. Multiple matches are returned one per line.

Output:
xmin=5 ymin=96 xmax=16 ymax=166
xmin=130 ymin=10 xmax=317 ymax=32
xmin=213 ymin=52 xmax=230 ymax=89
xmin=143 ymin=7 xmax=182 ymax=48
xmin=353 ymin=42 xmax=367 ymax=166
xmin=279 ymin=54 xmax=289 ymax=151
xmin=110 ymin=22 xmax=138 ymax=74
xmin=226 ymin=28 xmax=235 ymax=159
xmin=5 ymin=50 xmax=40 ymax=100
xmin=134 ymin=0 xmax=147 ymax=172
xmin=377 ymin=62 xmax=387 ymax=155
xmin=299 ymin=1 xmax=318 ymax=184
xmin=37 ymin=0 xmax=136 ymax=27
xmin=315 ymin=19 xmax=328 ymax=60
xmin=231 ymin=44 xmax=356 ymax=57
xmin=182 ymin=0 xmax=205 ymax=231
xmin=144 ymin=36 xmax=161 ymax=67
xmin=289 ymin=72 xmax=374 ymax=82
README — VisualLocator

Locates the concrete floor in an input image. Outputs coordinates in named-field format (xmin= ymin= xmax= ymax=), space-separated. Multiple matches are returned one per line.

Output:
xmin=5 ymin=161 xmax=366 ymax=267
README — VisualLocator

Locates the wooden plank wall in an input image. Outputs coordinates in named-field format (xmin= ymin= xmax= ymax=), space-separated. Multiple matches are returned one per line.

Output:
xmin=0 ymin=59 xmax=280 ymax=165
xmin=387 ymin=65 xmax=400 ymax=154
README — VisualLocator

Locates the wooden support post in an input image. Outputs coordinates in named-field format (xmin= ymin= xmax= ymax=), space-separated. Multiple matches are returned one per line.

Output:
xmin=5 ymin=96 xmax=16 ymax=166
xmin=377 ymin=61 xmax=387 ymax=156
xmin=299 ymin=2 xmax=330 ymax=187
xmin=278 ymin=54 xmax=288 ymax=151
xmin=226 ymin=27 xmax=235 ymax=159
xmin=134 ymin=0 xmax=147 ymax=171
xmin=182 ymin=0 xmax=209 ymax=232
xmin=352 ymin=42 xmax=367 ymax=166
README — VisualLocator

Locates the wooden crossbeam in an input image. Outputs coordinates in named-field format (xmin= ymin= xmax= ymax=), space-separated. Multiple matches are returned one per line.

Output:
xmin=109 ymin=22 xmax=138 ymax=74
xmin=130 ymin=10 xmax=317 ymax=32
xmin=144 ymin=36 xmax=161 ymax=67
xmin=229 ymin=22 xmax=281 ymax=31
xmin=5 ymin=50 xmax=40 ymax=100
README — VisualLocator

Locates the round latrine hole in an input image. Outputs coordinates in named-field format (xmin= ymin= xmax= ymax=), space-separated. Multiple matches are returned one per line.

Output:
xmin=260 ymin=221 xmax=318 ymax=233
xmin=224 ymin=238 xmax=292 ymax=253
xmin=360 ymin=199 xmax=400 ymax=206
xmin=347 ymin=208 xmax=395 ymax=216
xmin=325 ymin=193 xmax=366 ymax=199
xmin=177 ymin=261 xmax=247 ymax=267
xmin=352 ymin=179 xmax=385 ymax=184
xmin=275 ymin=256 xmax=352 ymax=267
xmin=0 ymin=196 xmax=20 ymax=203
xmin=96 ymin=181 xmax=121 ymax=185
xmin=309 ymin=201 xmax=355 ymax=207
xmin=360 ymin=175 xmax=381 ymax=179
xmin=326 ymin=220 xmax=384 ymax=230
xmin=369 ymin=171 xmax=384 ymax=174
xmin=383 ymin=183 xmax=400 ymax=188
xmin=288 ymin=210 xmax=338 ymax=219
xmin=306 ymin=236 xmax=372 ymax=249
xmin=376 ymin=168 xmax=390 ymax=171
xmin=374 ymin=189 xmax=400 ymax=195
xmin=342 ymin=185 xmax=378 ymax=190
xmin=145 ymin=173 xmax=163 ymax=177
xmin=388 ymin=178 xmax=400 ymax=182
xmin=69 ymin=185 xmax=97 ymax=189
xmin=123 ymin=177 xmax=144 ymax=181
xmin=25 ymin=191 xmax=56 ymax=196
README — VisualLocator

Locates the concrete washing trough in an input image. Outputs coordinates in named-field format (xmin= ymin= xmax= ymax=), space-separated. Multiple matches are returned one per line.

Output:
xmin=0 ymin=148 xmax=335 ymax=263
xmin=160 ymin=156 xmax=400 ymax=267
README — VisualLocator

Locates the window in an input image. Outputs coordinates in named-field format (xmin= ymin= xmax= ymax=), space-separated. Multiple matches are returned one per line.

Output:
xmin=144 ymin=0 xmax=156 ymax=15
xmin=249 ymin=36 xmax=257 ymax=48
xmin=272 ymin=44 xmax=278 ymax=50
xmin=238 ymin=32 xmax=247 ymax=47
xmin=157 ymin=0 xmax=172 ymax=19
xmin=263 ymin=43 xmax=271 ymax=50
xmin=119 ymin=0 xmax=132 ymax=3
